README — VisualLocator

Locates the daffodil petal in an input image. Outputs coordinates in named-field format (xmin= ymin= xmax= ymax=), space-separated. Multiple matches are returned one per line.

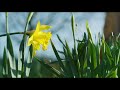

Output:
xmin=27 ymin=21 xmax=52 ymax=57
xmin=40 ymin=25 xmax=52 ymax=30
xmin=33 ymin=41 xmax=40 ymax=50
xmin=28 ymin=35 xmax=33 ymax=46
xmin=42 ymin=44 xmax=47 ymax=50
xmin=35 ymin=21 xmax=41 ymax=33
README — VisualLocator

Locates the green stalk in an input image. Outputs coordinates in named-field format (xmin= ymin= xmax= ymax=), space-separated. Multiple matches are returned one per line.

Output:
xmin=5 ymin=12 xmax=17 ymax=77
xmin=20 ymin=12 xmax=34 ymax=78
xmin=6 ymin=12 xmax=9 ymax=34
xmin=71 ymin=14 xmax=76 ymax=50
xmin=0 ymin=32 xmax=29 ymax=37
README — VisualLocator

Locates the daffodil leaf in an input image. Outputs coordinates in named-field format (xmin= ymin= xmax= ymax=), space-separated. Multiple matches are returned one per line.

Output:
xmin=18 ymin=12 xmax=34 ymax=77
xmin=87 ymin=40 xmax=96 ymax=77
xmin=63 ymin=47 xmax=74 ymax=77
xmin=18 ymin=40 xmax=24 ymax=78
xmin=117 ymin=49 xmax=120 ymax=62
xmin=65 ymin=41 xmax=79 ymax=78
xmin=5 ymin=12 xmax=17 ymax=78
xmin=71 ymin=14 xmax=75 ymax=40
xmin=57 ymin=34 xmax=66 ymax=48
xmin=35 ymin=57 xmax=63 ymax=77
xmin=71 ymin=14 xmax=76 ymax=50
xmin=2 ymin=47 xmax=8 ymax=77
xmin=105 ymin=42 xmax=113 ymax=65
xmin=5 ymin=12 xmax=9 ymax=34
xmin=6 ymin=35 xmax=17 ymax=78
xmin=25 ymin=45 xmax=33 ymax=77
xmin=77 ymin=42 xmax=87 ymax=77
xmin=86 ymin=21 xmax=93 ymax=41
xmin=106 ymin=65 xmax=118 ymax=78
xmin=50 ymin=40 xmax=67 ymax=76
xmin=7 ymin=49 xmax=17 ymax=78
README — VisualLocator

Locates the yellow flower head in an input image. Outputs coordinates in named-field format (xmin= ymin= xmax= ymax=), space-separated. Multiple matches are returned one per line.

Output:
xmin=27 ymin=21 xmax=52 ymax=56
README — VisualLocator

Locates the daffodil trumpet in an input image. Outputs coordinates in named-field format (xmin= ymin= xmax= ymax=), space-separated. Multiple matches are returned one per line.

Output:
xmin=27 ymin=21 xmax=52 ymax=56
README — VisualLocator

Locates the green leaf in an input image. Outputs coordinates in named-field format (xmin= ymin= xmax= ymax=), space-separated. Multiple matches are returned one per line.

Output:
xmin=5 ymin=12 xmax=17 ymax=78
xmin=106 ymin=66 xmax=118 ymax=78
xmin=18 ymin=40 xmax=24 ymax=78
xmin=71 ymin=14 xmax=76 ymax=50
xmin=87 ymin=40 xmax=97 ymax=77
xmin=2 ymin=47 xmax=8 ymax=77
xmin=35 ymin=57 xmax=63 ymax=78
xmin=117 ymin=49 xmax=120 ymax=63
xmin=25 ymin=46 xmax=33 ymax=77
xmin=7 ymin=49 xmax=17 ymax=78
xmin=86 ymin=21 xmax=92 ymax=41
xmin=6 ymin=35 xmax=17 ymax=78
xmin=63 ymin=47 xmax=74 ymax=77
xmin=86 ymin=21 xmax=97 ymax=77
xmin=24 ymin=12 xmax=34 ymax=35
xmin=105 ymin=42 xmax=113 ymax=66
xmin=77 ymin=42 xmax=87 ymax=77
xmin=18 ymin=12 xmax=34 ymax=78
xmin=90 ymin=41 xmax=97 ymax=69
xmin=71 ymin=14 xmax=75 ymax=35
xmin=50 ymin=40 xmax=67 ymax=76
xmin=65 ymin=41 xmax=79 ymax=78
xmin=5 ymin=12 xmax=9 ymax=33
xmin=57 ymin=34 xmax=66 ymax=48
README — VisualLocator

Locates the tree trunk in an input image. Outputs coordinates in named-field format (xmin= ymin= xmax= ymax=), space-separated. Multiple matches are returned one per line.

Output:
xmin=104 ymin=12 xmax=120 ymax=40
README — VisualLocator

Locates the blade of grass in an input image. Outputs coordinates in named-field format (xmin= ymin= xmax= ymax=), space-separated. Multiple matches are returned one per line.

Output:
xmin=50 ymin=39 xmax=67 ymax=76
xmin=6 ymin=12 xmax=17 ymax=78
xmin=117 ymin=49 xmax=120 ymax=77
xmin=86 ymin=21 xmax=97 ymax=77
xmin=63 ymin=47 xmax=74 ymax=77
xmin=71 ymin=14 xmax=76 ymax=50
xmin=117 ymin=49 xmax=120 ymax=65
xmin=105 ymin=42 xmax=113 ymax=66
xmin=25 ymin=45 xmax=33 ymax=77
xmin=65 ymin=41 xmax=79 ymax=78
xmin=90 ymin=41 xmax=97 ymax=69
xmin=77 ymin=42 xmax=87 ymax=77
xmin=2 ymin=47 xmax=8 ymax=77
xmin=18 ymin=12 xmax=34 ymax=78
xmin=57 ymin=34 xmax=66 ymax=48
xmin=86 ymin=21 xmax=92 ymax=41
xmin=106 ymin=65 xmax=118 ymax=78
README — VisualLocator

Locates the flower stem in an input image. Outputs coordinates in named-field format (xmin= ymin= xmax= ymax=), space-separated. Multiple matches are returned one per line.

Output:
xmin=0 ymin=32 xmax=29 ymax=38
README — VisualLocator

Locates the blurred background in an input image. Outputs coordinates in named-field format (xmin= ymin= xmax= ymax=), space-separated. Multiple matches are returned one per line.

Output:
xmin=0 ymin=12 xmax=119 ymax=77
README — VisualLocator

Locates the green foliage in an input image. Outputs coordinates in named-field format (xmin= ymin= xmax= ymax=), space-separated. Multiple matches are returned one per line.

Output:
xmin=35 ymin=14 xmax=120 ymax=78
xmin=1 ymin=13 xmax=120 ymax=78
xmin=1 ymin=12 xmax=34 ymax=78
xmin=18 ymin=12 xmax=34 ymax=78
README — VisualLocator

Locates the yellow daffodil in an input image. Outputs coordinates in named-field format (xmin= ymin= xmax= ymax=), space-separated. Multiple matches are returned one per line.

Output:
xmin=27 ymin=21 xmax=52 ymax=56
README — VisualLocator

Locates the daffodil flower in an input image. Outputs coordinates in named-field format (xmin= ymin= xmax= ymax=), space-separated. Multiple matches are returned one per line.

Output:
xmin=27 ymin=21 xmax=52 ymax=56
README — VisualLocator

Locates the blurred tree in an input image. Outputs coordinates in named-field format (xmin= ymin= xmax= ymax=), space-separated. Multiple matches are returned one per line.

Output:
xmin=104 ymin=12 xmax=120 ymax=40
